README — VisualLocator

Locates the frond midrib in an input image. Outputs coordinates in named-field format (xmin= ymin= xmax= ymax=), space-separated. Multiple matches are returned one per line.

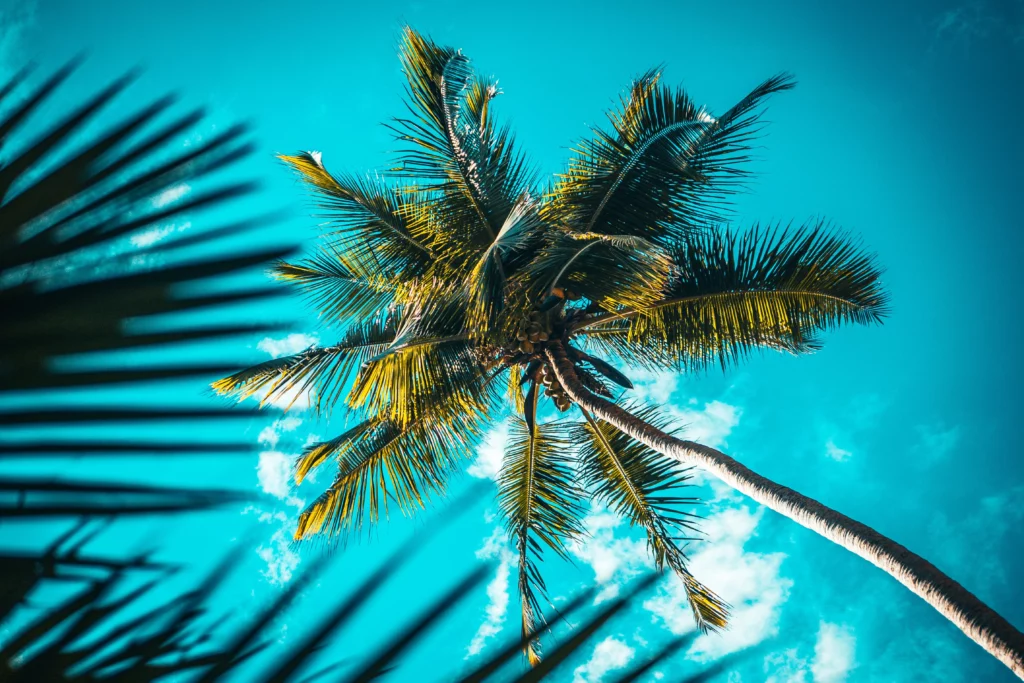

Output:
xmin=573 ymin=287 xmax=884 ymax=332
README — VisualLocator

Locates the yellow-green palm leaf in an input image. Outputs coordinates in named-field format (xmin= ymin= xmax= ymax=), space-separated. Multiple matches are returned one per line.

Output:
xmin=545 ymin=71 xmax=795 ymax=244
xmin=577 ymin=222 xmax=888 ymax=371
xmin=497 ymin=389 xmax=586 ymax=664
xmin=212 ymin=315 xmax=394 ymax=413
xmin=571 ymin=404 xmax=729 ymax=631
xmin=278 ymin=151 xmax=433 ymax=279
xmin=294 ymin=409 xmax=482 ymax=543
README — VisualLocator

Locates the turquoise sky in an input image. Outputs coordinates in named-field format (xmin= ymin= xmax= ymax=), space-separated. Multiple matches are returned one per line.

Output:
xmin=3 ymin=0 xmax=1024 ymax=681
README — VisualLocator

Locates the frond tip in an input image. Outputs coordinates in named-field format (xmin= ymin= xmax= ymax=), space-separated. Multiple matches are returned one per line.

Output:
xmin=572 ymin=404 xmax=729 ymax=631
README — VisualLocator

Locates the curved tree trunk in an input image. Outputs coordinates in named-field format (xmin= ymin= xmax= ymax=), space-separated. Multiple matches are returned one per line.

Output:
xmin=545 ymin=342 xmax=1024 ymax=679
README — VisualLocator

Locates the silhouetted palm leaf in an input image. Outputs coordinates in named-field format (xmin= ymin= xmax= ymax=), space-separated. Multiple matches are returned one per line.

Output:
xmin=0 ymin=62 xmax=292 ymax=517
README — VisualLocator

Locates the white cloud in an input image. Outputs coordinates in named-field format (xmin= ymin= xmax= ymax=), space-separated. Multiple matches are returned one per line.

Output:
xmin=670 ymin=400 xmax=742 ymax=449
xmin=629 ymin=369 xmax=681 ymax=405
xmin=824 ymin=439 xmax=852 ymax=462
xmin=256 ymin=527 xmax=300 ymax=586
xmin=258 ymin=416 xmax=303 ymax=448
xmin=468 ymin=422 xmax=509 ymax=480
xmin=466 ymin=528 xmax=514 ymax=658
xmin=257 ymin=333 xmax=319 ymax=359
xmin=256 ymin=451 xmax=293 ymax=499
xmin=644 ymin=504 xmax=791 ymax=661
xmin=569 ymin=506 xmax=651 ymax=600
xmin=811 ymin=622 xmax=856 ymax=682
xmin=572 ymin=636 xmax=635 ymax=683
xmin=763 ymin=647 xmax=809 ymax=683
xmin=617 ymin=370 xmax=742 ymax=450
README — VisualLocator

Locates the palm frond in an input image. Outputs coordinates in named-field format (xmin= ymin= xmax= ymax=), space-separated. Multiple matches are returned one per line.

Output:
xmin=272 ymin=247 xmax=395 ymax=325
xmin=545 ymin=72 xmax=794 ymax=244
xmin=520 ymin=231 xmax=673 ymax=313
xmin=582 ymin=222 xmax=888 ymax=372
xmin=293 ymin=418 xmax=379 ymax=485
xmin=211 ymin=315 xmax=395 ymax=413
xmin=344 ymin=292 xmax=499 ymax=426
xmin=294 ymin=411 xmax=482 ymax=543
xmin=0 ymin=63 xmax=292 ymax=518
xmin=465 ymin=192 xmax=543 ymax=338
xmin=498 ymin=396 xmax=586 ymax=664
xmin=571 ymin=404 xmax=729 ymax=631
xmin=278 ymin=151 xmax=433 ymax=278
xmin=389 ymin=28 xmax=535 ymax=273
xmin=388 ymin=28 xmax=495 ymax=244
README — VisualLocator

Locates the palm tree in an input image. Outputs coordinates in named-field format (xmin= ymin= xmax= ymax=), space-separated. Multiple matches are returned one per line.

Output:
xmin=213 ymin=27 xmax=1024 ymax=676
xmin=0 ymin=62 xmax=750 ymax=683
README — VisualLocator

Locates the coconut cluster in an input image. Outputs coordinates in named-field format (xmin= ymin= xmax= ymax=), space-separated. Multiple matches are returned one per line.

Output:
xmin=539 ymin=362 xmax=571 ymax=412
xmin=514 ymin=310 xmax=550 ymax=354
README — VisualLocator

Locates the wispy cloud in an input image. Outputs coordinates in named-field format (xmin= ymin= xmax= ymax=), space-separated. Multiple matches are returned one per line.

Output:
xmin=912 ymin=422 xmax=961 ymax=463
xmin=256 ymin=416 xmax=304 ymax=501
xmin=811 ymin=622 xmax=856 ymax=682
xmin=245 ymin=416 xmax=308 ymax=585
xmin=257 ymin=333 xmax=319 ymax=358
xmin=256 ymin=451 xmax=293 ymax=499
xmin=258 ymin=416 xmax=303 ymax=449
xmin=645 ymin=503 xmax=791 ymax=661
xmin=572 ymin=636 xmax=635 ymax=683
xmin=466 ymin=528 xmax=514 ymax=658
xmin=668 ymin=399 xmax=742 ymax=449
xmin=569 ymin=506 xmax=650 ymax=604
xmin=257 ymin=526 xmax=301 ymax=586
xmin=467 ymin=422 xmax=509 ymax=480
xmin=242 ymin=506 xmax=302 ymax=586
xmin=824 ymin=439 xmax=852 ymax=462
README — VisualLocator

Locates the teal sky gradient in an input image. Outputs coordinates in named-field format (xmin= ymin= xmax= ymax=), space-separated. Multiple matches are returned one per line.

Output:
xmin=3 ymin=0 xmax=1023 ymax=680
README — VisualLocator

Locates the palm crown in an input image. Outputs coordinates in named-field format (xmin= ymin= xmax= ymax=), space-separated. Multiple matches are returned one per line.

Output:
xmin=214 ymin=27 xmax=887 ymax=662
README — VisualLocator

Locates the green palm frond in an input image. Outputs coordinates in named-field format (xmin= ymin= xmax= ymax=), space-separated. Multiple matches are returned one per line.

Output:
xmin=294 ymin=418 xmax=379 ymax=485
xmin=347 ymin=335 xmax=486 ymax=426
xmin=571 ymin=404 xmax=729 ymax=631
xmin=465 ymin=192 xmax=543 ymax=337
xmin=390 ymin=28 xmax=536 ymax=293
xmin=345 ymin=294 xmax=497 ymax=426
xmin=575 ymin=317 xmax=681 ymax=373
xmin=389 ymin=28 xmax=496 ymax=247
xmin=272 ymin=247 xmax=395 ymax=325
xmin=498 ymin=391 xmax=586 ymax=664
xmin=580 ymin=222 xmax=887 ymax=372
xmin=211 ymin=315 xmax=395 ymax=412
xmin=520 ymin=232 xmax=673 ymax=313
xmin=545 ymin=72 xmax=794 ymax=244
xmin=294 ymin=410 xmax=482 ymax=543
xmin=278 ymin=151 xmax=433 ymax=278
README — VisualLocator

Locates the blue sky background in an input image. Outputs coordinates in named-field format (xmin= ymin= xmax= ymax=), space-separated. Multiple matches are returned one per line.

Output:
xmin=2 ymin=0 xmax=1023 ymax=680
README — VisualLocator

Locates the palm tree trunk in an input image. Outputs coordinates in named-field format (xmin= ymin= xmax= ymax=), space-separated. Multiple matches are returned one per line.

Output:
xmin=545 ymin=342 xmax=1024 ymax=679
